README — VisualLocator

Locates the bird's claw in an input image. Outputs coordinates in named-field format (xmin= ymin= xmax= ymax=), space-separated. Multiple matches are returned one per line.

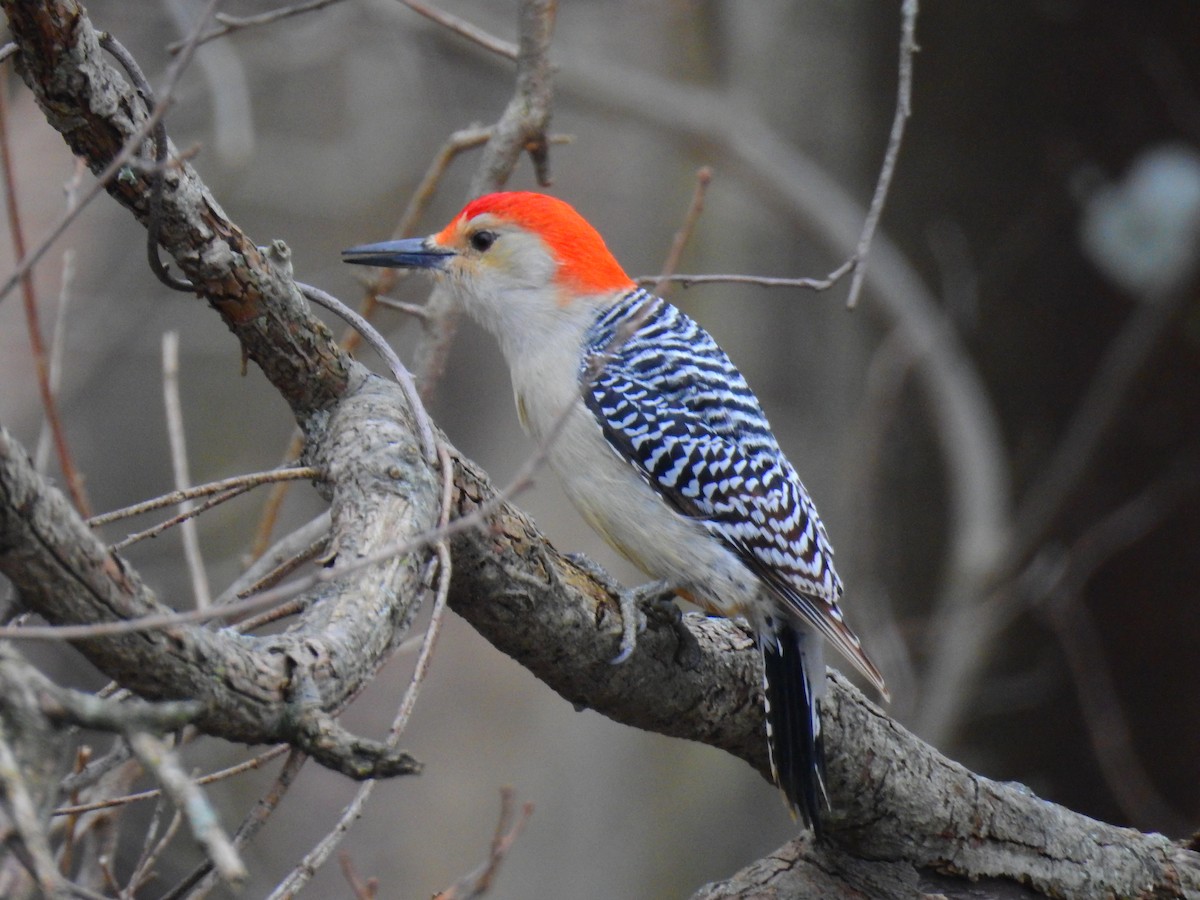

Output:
xmin=609 ymin=580 xmax=675 ymax=665
xmin=564 ymin=555 xmax=690 ymax=666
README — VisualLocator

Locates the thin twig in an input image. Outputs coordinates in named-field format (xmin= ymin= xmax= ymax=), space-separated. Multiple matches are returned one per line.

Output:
xmin=34 ymin=159 xmax=86 ymax=475
xmin=372 ymin=296 xmax=430 ymax=318
xmin=162 ymin=332 xmax=210 ymax=608
xmin=110 ymin=484 xmax=263 ymax=551
xmin=95 ymin=31 xmax=194 ymax=292
xmin=638 ymin=258 xmax=857 ymax=292
xmin=413 ymin=0 xmax=558 ymax=396
xmin=87 ymin=466 xmax=319 ymax=527
xmin=338 ymin=853 xmax=379 ymax=900
xmin=400 ymin=0 xmax=519 ymax=59
xmin=342 ymin=124 xmax=494 ymax=352
xmin=433 ymin=788 xmax=534 ymax=900
xmin=248 ymin=440 xmax=306 ymax=561
xmin=845 ymin=0 xmax=917 ymax=310
xmin=114 ymin=753 xmax=307 ymax=900
xmin=0 ymin=721 xmax=68 ymax=898
xmin=125 ymin=732 xmax=246 ymax=886
xmin=127 ymin=807 xmax=183 ymax=896
xmin=652 ymin=167 xmax=713 ymax=297
xmin=299 ymin=282 xmax=438 ymax=462
xmin=54 ymin=744 xmax=291 ymax=817
xmin=55 ymin=745 xmax=90 ymax=881
xmin=0 ymin=59 xmax=91 ymax=516
xmin=0 ymin=496 xmax=459 ymax=641
xmin=168 ymin=0 xmax=349 ymax=53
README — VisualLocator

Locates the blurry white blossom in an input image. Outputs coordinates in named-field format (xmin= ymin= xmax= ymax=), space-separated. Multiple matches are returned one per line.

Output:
xmin=1080 ymin=143 xmax=1200 ymax=298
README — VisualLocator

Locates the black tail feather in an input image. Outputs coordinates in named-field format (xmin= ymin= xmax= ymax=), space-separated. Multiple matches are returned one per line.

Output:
xmin=761 ymin=622 xmax=827 ymax=834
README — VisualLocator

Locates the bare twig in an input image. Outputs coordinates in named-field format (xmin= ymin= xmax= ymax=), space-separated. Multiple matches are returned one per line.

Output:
xmin=248 ymin=440 xmax=306 ymax=561
xmin=110 ymin=483 xmax=266 ymax=551
xmin=162 ymin=332 xmax=211 ymax=608
xmin=468 ymin=0 xmax=557 ymax=196
xmin=95 ymin=31 xmax=195 ymax=293
xmin=34 ymin=160 xmax=86 ymax=475
xmin=0 ymin=722 xmax=68 ymax=898
xmin=652 ymin=166 xmax=713 ymax=297
xmin=0 ymin=59 xmax=91 ymax=516
xmin=339 ymin=853 xmax=379 ymax=900
xmin=54 ymin=745 xmax=291 ymax=817
xmin=400 ymin=0 xmax=519 ymax=60
xmin=168 ymin=0 xmax=349 ymax=53
xmin=844 ymin=0 xmax=917 ymax=310
xmin=373 ymin=296 xmax=430 ymax=318
xmin=87 ymin=467 xmax=319 ymax=527
xmin=299 ymin=282 xmax=437 ymax=462
xmin=342 ymin=124 xmax=494 ymax=349
xmin=433 ymin=788 xmax=534 ymax=900
xmin=126 ymin=732 xmax=247 ymax=887
xmin=56 ymin=745 xmax=90 ymax=880
xmin=127 ymin=806 xmax=183 ymax=895
xmin=389 ymin=444 xmax=456 ymax=735
xmin=638 ymin=259 xmax=856 ymax=292
xmin=129 ymin=750 xmax=308 ymax=900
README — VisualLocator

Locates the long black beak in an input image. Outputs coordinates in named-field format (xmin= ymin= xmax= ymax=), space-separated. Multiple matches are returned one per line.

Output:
xmin=342 ymin=237 xmax=454 ymax=270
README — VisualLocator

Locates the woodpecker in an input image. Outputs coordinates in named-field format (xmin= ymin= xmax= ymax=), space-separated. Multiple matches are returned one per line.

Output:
xmin=344 ymin=191 xmax=887 ymax=831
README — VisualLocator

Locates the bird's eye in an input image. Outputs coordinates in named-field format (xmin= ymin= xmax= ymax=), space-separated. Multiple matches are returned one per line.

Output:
xmin=470 ymin=230 xmax=497 ymax=253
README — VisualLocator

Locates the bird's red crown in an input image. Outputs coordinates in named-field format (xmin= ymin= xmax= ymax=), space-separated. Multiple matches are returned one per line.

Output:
xmin=439 ymin=192 xmax=636 ymax=295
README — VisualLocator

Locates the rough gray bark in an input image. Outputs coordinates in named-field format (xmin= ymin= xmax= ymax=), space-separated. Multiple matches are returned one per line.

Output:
xmin=0 ymin=2 xmax=1197 ymax=898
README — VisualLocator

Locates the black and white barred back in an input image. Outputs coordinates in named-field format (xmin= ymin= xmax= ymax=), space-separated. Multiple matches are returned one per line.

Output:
xmin=579 ymin=289 xmax=852 ymax=626
xmin=579 ymin=289 xmax=885 ymax=827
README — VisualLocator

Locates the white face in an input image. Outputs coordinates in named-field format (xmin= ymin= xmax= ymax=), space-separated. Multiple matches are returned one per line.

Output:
xmin=429 ymin=213 xmax=561 ymax=308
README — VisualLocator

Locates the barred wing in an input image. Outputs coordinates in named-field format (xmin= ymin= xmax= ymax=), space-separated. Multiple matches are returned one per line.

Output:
xmin=581 ymin=290 xmax=886 ymax=697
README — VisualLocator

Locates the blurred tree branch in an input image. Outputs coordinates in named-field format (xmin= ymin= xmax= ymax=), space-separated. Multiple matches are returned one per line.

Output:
xmin=0 ymin=1 xmax=1196 ymax=899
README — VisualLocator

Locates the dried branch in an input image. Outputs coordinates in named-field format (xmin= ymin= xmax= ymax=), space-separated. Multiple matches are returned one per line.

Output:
xmin=168 ymin=0 xmax=350 ymax=53
xmin=637 ymin=260 xmax=856 ymax=292
xmin=162 ymin=332 xmax=210 ymax=608
xmin=0 ymin=58 xmax=90 ymax=516
xmin=125 ymin=732 xmax=246 ymax=887
xmin=264 ymin=446 xmax=456 ymax=898
xmin=401 ymin=0 xmax=518 ymax=60
xmin=652 ymin=166 xmax=713 ymax=297
xmin=87 ymin=467 xmax=320 ymax=527
xmin=845 ymin=0 xmax=917 ymax=309
xmin=0 ymin=723 xmax=66 ymax=898
xmin=54 ymin=745 xmax=290 ymax=818
xmin=160 ymin=749 xmax=308 ymax=900
xmin=433 ymin=788 xmax=533 ymax=900
xmin=339 ymin=853 xmax=379 ymax=900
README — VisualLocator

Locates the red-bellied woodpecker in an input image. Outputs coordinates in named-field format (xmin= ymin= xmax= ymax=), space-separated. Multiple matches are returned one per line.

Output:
xmin=343 ymin=191 xmax=887 ymax=831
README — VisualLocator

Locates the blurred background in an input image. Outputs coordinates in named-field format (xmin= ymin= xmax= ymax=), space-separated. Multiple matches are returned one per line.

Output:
xmin=2 ymin=0 xmax=1199 ymax=896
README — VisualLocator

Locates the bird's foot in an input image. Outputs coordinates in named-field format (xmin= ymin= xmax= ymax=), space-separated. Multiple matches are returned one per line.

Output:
xmin=609 ymin=580 xmax=676 ymax=665
xmin=564 ymin=554 xmax=697 ymax=666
